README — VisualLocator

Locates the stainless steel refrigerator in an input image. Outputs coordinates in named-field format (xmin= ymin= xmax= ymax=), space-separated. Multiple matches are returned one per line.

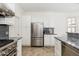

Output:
xmin=31 ymin=22 xmax=44 ymax=47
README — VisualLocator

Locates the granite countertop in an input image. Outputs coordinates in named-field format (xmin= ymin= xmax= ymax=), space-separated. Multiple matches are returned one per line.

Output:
xmin=9 ymin=37 xmax=22 ymax=41
xmin=55 ymin=36 xmax=79 ymax=49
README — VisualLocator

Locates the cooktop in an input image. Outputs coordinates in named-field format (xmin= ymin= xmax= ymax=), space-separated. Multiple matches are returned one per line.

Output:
xmin=0 ymin=40 xmax=14 ymax=48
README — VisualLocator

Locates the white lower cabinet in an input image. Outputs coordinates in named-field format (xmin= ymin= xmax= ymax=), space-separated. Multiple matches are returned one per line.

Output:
xmin=55 ymin=38 xmax=62 ymax=56
xmin=44 ymin=35 xmax=56 ymax=46
xmin=17 ymin=39 xmax=22 ymax=56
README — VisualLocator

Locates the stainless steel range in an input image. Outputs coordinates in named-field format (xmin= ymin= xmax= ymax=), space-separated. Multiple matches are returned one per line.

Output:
xmin=0 ymin=40 xmax=17 ymax=56
xmin=0 ymin=24 xmax=17 ymax=56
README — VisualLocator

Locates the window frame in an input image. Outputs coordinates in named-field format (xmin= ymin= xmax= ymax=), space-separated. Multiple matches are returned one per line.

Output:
xmin=67 ymin=17 xmax=76 ymax=33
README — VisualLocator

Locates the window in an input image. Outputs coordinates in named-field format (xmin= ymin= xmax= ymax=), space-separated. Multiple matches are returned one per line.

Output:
xmin=67 ymin=17 xmax=76 ymax=33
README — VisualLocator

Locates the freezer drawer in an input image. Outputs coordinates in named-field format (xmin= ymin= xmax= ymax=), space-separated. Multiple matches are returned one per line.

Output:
xmin=31 ymin=38 xmax=44 ymax=46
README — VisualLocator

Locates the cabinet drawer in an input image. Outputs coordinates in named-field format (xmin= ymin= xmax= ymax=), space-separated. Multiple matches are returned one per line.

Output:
xmin=31 ymin=38 xmax=43 ymax=46
xmin=44 ymin=35 xmax=55 ymax=46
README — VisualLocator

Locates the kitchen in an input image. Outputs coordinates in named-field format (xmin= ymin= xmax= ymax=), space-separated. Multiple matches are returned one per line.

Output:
xmin=0 ymin=3 xmax=79 ymax=56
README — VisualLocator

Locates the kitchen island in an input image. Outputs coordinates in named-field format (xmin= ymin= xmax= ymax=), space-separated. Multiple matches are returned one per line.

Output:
xmin=55 ymin=36 xmax=79 ymax=56
xmin=0 ymin=37 xmax=22 ymax=56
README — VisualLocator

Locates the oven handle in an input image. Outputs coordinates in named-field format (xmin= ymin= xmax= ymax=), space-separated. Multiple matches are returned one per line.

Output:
xmin=7 ymin=48 xmax=17 ymax=56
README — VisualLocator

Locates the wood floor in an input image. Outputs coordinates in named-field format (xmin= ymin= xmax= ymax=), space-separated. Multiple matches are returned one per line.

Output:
xmin=22 ymin=46 xmax=55 ymax=56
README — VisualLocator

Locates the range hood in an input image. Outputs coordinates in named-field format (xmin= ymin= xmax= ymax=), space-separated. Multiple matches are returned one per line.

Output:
xmin=0 ymin=8 xmax=15 ymax=17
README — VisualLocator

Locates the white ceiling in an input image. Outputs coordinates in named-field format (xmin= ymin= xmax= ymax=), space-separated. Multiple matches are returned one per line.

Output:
xmin=17 ymin=3 xmax=79 ymax=12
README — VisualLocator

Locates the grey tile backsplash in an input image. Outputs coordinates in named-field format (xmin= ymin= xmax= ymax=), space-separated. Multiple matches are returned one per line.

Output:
xmin=67 ymin=33 xmax=79 ymax=39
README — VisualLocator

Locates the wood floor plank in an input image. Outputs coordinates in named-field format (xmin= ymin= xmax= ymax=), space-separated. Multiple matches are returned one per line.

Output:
xmin=22 ymin=46 xmax=55 ymax=56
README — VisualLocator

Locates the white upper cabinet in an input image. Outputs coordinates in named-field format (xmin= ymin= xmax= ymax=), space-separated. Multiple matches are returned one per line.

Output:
xmin=31 ymin=15 xmax=44 ymax=23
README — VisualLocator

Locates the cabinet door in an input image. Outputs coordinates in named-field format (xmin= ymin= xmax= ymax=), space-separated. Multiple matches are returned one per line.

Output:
xmin=44 ymin=35 xmax=50 ymax=46
xmin=17 ymin=39 xmax=22 ymax=56
xmin=55 ymin=39 xmax=62 ymax=56
xmin=21 ymin=16 xmax=31 ymax=46
xmin=44 ymin=35 xmax=55 ymax=46
xmin=31 ymin=15 xmax=44 ymax=23
xmin=9 ymin=17 xmax=19 ymax=37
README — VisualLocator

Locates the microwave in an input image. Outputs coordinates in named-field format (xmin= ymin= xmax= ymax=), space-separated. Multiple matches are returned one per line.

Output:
xmin=43 ymin=28 xmax=54 ymax=34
